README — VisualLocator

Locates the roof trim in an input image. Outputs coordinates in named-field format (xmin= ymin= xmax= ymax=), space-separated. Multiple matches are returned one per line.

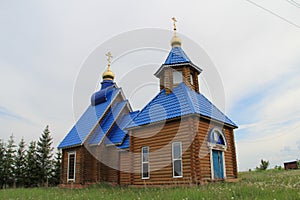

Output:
xmin=154 ymin=62 xmax=202 ymax=77
xmin=81 ymin=89 xmax=122 ymax=145
xmin=58 ymin=143 xmax=81 ymax=150
xmin=127 ymin=112 xmax=237 ymax=131
xmin=96 ymin=101 xmax=128 ymax=145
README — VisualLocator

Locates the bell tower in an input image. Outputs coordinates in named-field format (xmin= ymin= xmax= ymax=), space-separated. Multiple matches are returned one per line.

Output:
xmin=154 ymin=17 xmax=202 ymax=94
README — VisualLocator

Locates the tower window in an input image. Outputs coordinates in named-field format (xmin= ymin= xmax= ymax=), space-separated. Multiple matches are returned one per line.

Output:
xmin=190 ymin=73 xmax=194 ymax=85
xmin=173 ymin=70 xmax=182 ymax=84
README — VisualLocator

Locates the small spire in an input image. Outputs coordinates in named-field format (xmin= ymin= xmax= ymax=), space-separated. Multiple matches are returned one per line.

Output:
xmin=102 ymin=51 xmax=115 ymax=81
xmin=172 ymin=17 xmax=177 ymax=33
xmin=171 ymin=17 xmax=181 ymax=47
xmin=106 ymin=51 xmax=112 ymax=70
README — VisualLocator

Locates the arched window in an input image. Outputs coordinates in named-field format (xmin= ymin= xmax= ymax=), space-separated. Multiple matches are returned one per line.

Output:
xmin=208 ymin=128 xmax=227 ymax=148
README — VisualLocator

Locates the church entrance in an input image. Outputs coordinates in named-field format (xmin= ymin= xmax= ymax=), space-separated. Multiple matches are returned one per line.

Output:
xmin=212 ymin=150 xmax=224 ymax=179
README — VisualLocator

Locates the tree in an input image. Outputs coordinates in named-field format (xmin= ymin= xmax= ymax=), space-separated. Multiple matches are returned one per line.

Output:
xmin=24 ymin=141 xmax=39 ymax=187
xmin=274 ymin=165 xmax=283 ymax=170
xmin=49 ymin=150 xmax=61 ymax=186
xmin=15 ymin=138 xmax=26 ymax=187
xmin=3 ymin=134 xmax=16 ymax=188
xmin=36 ymin=125 xmax=54 ymax=187
xmin=256 ymin=159 xmax=270 ymax=171
xmin=0 ymin=140 xmax=5 ymax=189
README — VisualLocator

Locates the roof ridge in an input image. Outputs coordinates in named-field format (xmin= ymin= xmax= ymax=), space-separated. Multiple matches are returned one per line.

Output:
xmin=180 ymin=83 xmax=196 ymax=114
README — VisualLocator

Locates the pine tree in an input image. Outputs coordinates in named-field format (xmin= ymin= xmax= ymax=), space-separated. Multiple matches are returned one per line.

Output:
xmin=3 ymin=134 xmax=16 ymax=188
xmin=49 ymin=150 xmax=61 ymax=186
xmin=15 ymin=138 xmax=26 ymax=187
xmin=37 ymin=125 xmax=54 ymax=187
xmin=0 ymin=140 xmax=5 ymax=189
xmin=24 ymin=141 xmax=39 ymax=187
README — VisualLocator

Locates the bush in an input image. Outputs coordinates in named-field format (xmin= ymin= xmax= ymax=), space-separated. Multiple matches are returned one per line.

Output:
xmin=256 ymin=159 xmax=269 ymax=171
xmin=274 ymin=165 xmax=283 ymax=170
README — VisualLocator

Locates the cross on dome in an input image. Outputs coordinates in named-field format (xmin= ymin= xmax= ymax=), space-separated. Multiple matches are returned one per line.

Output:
xmin=102 ymin=51 xmax=115 ymax=80
xmin=170 ymin=17 xmax=181 ymax=47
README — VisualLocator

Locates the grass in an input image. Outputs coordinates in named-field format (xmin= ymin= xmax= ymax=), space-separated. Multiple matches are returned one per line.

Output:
xmin=1 ymin=170 xmax=300 ymax=200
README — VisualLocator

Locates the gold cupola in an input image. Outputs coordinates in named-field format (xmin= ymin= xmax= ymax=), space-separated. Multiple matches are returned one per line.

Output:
xmin=171 ymin=17 xmax=182 ymax=47
xmin=102 ymin=51 xmax=115 ymax=80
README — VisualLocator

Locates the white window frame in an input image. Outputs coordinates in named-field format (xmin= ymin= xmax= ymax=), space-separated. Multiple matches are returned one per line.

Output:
xmin=141 ymin=146 xmax=149 ymax=179
xmin=67 ymin=151 xmax=76 ymax=182
xmin=172 ymin=142 xmax=183 ymax=178
xmin=173 ymin=70 xmax=182 ymax=84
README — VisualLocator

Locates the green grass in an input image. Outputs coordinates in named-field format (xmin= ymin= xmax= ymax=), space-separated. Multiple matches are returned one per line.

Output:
xmin=1 ymin=170 xmax=300 ymax=200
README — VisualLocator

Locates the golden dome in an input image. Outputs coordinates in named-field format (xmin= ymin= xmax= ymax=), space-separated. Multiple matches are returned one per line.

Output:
xmin=171 ymin=35 xmax=182 ymax=47
xmin=102 ymin=68 xmax=115 ymax=80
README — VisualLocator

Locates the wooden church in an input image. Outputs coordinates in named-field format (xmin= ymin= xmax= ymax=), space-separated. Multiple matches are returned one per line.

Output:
xmin=58 ymin=19 xmax=238 ymax=187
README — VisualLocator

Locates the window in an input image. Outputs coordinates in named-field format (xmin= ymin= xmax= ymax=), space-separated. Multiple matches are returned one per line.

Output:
xmin=210 ymin=129 xmax=226 ymax=146
xmin=141 ymin=146 xmax=149 ymax=179
xmin=67 ymin=152 xmax=76 ymax=181
xmin=173 ymin=70 xmax=182 ymax=84
xmin=172 ymin=142 xmax=182 ymax=177
xmin=190 ymin=73 xmax=194 ymax=85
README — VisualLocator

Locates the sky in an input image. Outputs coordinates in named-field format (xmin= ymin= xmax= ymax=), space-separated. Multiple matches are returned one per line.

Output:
xmin=0 ymin=0 xmax=300 ymax=171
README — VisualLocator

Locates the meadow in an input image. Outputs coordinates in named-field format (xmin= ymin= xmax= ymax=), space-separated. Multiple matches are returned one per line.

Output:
xmin=1 ymin=170 xmax=299 ymax=200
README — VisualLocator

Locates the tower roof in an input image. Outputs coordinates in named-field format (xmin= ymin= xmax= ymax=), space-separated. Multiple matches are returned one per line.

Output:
xmin=154 ymin=18 xmax=202 ymax=77
xmin=164 ymin=46 xmax=190 ymax=64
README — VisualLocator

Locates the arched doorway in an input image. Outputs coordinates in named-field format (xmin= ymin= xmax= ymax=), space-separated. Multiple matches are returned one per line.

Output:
xmin=207 ymin=128 xmax=227 ymax=180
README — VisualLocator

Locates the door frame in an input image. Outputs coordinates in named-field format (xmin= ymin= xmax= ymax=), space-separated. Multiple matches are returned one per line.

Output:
xmin=210 ymin=149 xmax=226 ymax=179
xmin=207 ymin=128 xmax=227 ymax=180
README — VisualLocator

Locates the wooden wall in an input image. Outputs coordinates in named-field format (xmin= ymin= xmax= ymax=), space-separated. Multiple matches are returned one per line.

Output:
xmin=127 ymin=115 xmax=237 ymax=186
xmin=129 ymin=117 xmax=196 ymax=185
xmin=119 ymin=151 xmax=131 ymax=185
xmin=61 ymin=116 xmax=237 ymax=187
xmin=159 ymin=65 xmax=200 ymax=94
xmin=61 ymin=145 xmax=120 ymax=186
xmin=195 ymin=117 xmax=238 ymax=181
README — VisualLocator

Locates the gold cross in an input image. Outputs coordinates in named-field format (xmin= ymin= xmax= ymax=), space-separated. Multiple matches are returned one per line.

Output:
xmin=105 ymin=51 xmax=113 ymax=67
xmin=171 ymin=17 xmax=177 ymax=31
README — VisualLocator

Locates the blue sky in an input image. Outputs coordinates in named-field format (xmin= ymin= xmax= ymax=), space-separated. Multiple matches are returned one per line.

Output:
xmin=0 ymin=0 xmax=300 ymax=171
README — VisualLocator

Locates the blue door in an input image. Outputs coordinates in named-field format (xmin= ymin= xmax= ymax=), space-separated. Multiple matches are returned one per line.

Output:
xmin=212 ymin=150 xmax=224 ymax=179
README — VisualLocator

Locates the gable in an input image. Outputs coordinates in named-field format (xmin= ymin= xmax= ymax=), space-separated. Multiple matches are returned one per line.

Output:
xmin=105 ymin=111 xmax=139 ymax=146
xmin=58 ymin=87 xmax=121 ymax=149
xmin=88 ymin=100 xmax=128 ymax=145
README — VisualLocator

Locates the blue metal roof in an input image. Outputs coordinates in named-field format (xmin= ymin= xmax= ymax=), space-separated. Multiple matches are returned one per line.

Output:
xmin=154 ymin=46 xmax=202 ymax=77
xmin=117 ymin=134 xmax=130 ymax=149
xmin=88 ymin=100 xmax=127 ymax=145
xmin=127 ymin=83 xmax=237 ymax=129
xmin=164 ymin=46 xmax=190 ymax=65
xmin=58 ymin=87 xmax=120 ymax=149
xmin=105 ymin=111 xmax=139 ymax=146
